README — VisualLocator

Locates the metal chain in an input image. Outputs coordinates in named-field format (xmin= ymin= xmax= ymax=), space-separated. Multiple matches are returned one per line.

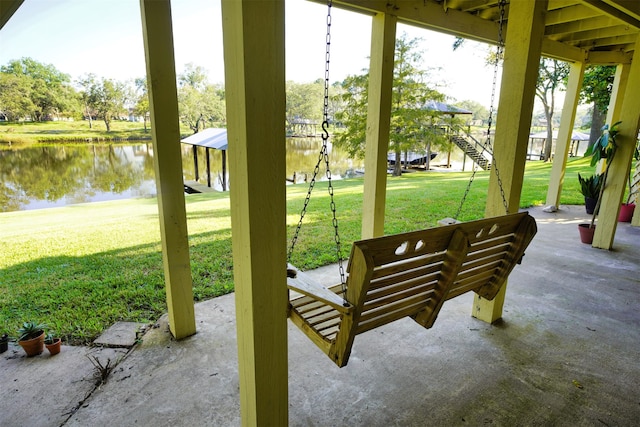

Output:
xmin=454 ymin=0 xmax=508 ymax=219
xmin=287 ymin=0 xmax=347 ymax=302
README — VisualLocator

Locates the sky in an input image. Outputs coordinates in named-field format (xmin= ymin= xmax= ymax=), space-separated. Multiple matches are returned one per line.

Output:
xmin=0 ymin=0 xmax=501 ymax=106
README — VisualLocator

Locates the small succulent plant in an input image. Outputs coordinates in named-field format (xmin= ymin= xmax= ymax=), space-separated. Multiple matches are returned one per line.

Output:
xmin=17 ymin=321 xmax=46 ymax=342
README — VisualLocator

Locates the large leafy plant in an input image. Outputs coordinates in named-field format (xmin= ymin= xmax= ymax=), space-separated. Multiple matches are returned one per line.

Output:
xmin=584 ymin=122 xmax=621 ymax=228
xmin=584 ymin=121 xmax=620 ymax=166
xmin=578 ymin=173 xmax=603 ymax=199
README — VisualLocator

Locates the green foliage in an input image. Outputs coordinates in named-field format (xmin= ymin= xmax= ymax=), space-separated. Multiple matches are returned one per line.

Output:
xmin=77 ymin=74 xmax=129 ymax=132
xmin=333 ymin=33 xmax=446 ymax=172
xmin=177 ymin=63 xmax=226 ymax=134
xmin=577 ymin=173 xmax=602 ymax=198
xmin=17 ymin=321 xmax=46 ymax=341
xmin=1 ymin=159 xmax=588 ymax=344
xmin=286 ymin=80 xmax=324 ymax=134
xmin=44 ymin=332 xmax=57 ymax=344
xmin=581 ymin=65 xmax=616 ymax=113
xmin=584 ymin=122 xmax=620 ymax=167
xmin=0 ymin=57 xmax=76 ymax=121
xmin=536 ymin=58 xmax=570 ymax=161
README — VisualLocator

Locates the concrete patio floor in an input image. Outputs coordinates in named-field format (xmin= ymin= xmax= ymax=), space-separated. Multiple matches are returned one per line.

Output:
xmin=1 ymin=205 xmax=639 ymax=426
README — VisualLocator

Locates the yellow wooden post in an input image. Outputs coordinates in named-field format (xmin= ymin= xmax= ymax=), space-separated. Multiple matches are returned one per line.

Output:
xmin=593 ymin=38 xmax=640 ymax=249
xmin=221 ymin=1 xmax=287 ymax=425
xmin=361 ymin=13 xmax=396 ymax=239
xmin=596 ymin=63 xmax=630 ymax=175
xmin=473 ymin=0 xmax=547 ymax=324
xmin=545 ymin=61 xmax=585 ymax=209
xmin=605 ymin=64 xmax=630 ymax=126
xmin=140 ymin=0 xmax=195 ymax=339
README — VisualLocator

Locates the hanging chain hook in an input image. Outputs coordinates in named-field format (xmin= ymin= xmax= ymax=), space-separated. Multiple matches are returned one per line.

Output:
xmin=287 ymin=0 xmax=347 ymax=304
xmin=454 ymin=0 xmax=508 ymax=219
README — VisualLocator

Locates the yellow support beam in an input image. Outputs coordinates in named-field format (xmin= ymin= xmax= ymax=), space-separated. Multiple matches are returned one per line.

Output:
xmin=473 ymin=0 xmax=547 ymax=324
xmin=221 ymin=0 xmax=288 ymax=425
xmin=362 ymin=12 xmax=396 ymax=239
xmin=606 ymin=63 xmax=630 ymax=126
xmin=140 ymin=0 xmax=195 ymax=339
xmin=593 ymin=37 xmax=640 ymax=249
xmin=546 ymin=61 xmax=585 ymax=209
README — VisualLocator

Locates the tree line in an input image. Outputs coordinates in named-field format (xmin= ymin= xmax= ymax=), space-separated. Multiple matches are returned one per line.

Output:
xmin=0 ymin=58 xmax=227 ymax=134
xmin=3 ymin=33 xmax=611 ymax=171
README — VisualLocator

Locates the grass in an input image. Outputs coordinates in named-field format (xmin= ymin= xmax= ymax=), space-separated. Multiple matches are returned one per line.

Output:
xmin=0 ymin=157 xmax=593 ymax=344
xmin=0 ymin=120 xmax=192 ymax=144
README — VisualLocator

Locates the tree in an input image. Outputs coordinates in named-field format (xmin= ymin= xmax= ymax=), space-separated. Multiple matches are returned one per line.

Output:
xmin=133 ymin=77 xmax=150 ymax=132
xmin=177 ymin=64 xmax=225 ymax=133
xmin=333 ymin=33 xmax=446 ymax=176
xmin=84 ymin=77 xmax=129 ymax=131
xmin=286 ymin=80 xmax=323 ymax=135
xmin=454 ymin=100 xmax=489 ymax=124
xmin=0 ymin=72 xmax=35 ymax=121
xmin=580 ymin=65 xmax=616 ymax=145
xmin=77 ymin=74 xmax=98 ymax=129
xmin=536 ymin=58 xmax=570 ymax=161
xmin=0 ymin=57 xmax=74 ymax=121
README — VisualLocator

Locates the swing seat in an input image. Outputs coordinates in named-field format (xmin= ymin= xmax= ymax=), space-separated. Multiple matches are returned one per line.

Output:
xmin=287 ymin=211 xmax=537 ymax=367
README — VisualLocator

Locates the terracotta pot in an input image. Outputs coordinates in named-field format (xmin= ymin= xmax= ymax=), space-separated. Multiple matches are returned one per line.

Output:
xmin=578 ymin=223 xmax=595 ymax=244
xmin=45 ymin=338 xmax=62 ymax=356
xmin=18 ymin=331 xmax=45 ymax=357
xmin=618 ymin=203 xmax=635 ymax=222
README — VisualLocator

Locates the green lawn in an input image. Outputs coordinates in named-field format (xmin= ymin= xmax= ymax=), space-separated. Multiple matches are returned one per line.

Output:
xmin=0 ymin=120 xmax=192 ymax=144
xmin=0 ymin=157 xmax=592 ymax=343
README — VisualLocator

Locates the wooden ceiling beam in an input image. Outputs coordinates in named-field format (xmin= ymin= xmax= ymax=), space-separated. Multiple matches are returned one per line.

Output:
xmin=577 ymin=33 xmax=638 ymax=48
xmin=586 ymin=49 xmax=633 ymax=64
xmin=545 ymin=15 xmax=617 ymax=36
xmin=545 ymin=4 xmax=601 ymax=25
xmin=0 ymin=0 xmax=24 ymax=30
xmin=548 ymin=0 xmax=583 ymax=11
xmin=581 ymin=0 xmax=640 ymax=29
xmin=555 ymin=24 xmax=638 ymax=43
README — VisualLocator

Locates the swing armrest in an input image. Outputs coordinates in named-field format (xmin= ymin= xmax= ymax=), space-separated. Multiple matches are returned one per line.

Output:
xmin=287 ymin=268 xmax=352 ymax=314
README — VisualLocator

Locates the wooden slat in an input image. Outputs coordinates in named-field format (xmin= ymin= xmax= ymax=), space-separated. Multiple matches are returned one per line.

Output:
xmin=413 ymin=228 xmax=470 ymax=328
xmin=357 ymin=298 xmax=431 ymax=334
xmin=287 ymin=265 xmax=352 ymax=313
xmin=370 ymin=264 xmax=442 ymax=290
xmin=370 ymin=252 xmax=445 ymax=280
xmin=367 ymin=274 xmax=438 ymax=302
xmin=363 ymin=285 xmax=436 ymax=314
xmin=287 ymin=212 xmax=537 ymax=368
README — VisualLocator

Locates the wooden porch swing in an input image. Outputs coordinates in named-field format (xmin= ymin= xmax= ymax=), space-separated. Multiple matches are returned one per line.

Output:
xmin=286 ymin=0 xmax=537 ymax=368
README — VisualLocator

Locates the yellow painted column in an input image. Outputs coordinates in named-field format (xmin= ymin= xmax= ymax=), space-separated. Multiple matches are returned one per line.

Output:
xmin=473 ymin=0 xmax=547 ymax=324
xmin=361 ymin=13 xmax=396 ymax=239
xmin=140 ymin=0 xmax=195 ymax=339
xmin=593 ymin=38 xmax=640 ymax=249
xmin=605 ymin=64 xmax=630 ymax=127
xmin=596 ymin=63 xmax=630 ymax=175
xmin=545 ymin=61 xmax=585 ymax=208
xmin=221 ymin=1 xmax=287 ymax=425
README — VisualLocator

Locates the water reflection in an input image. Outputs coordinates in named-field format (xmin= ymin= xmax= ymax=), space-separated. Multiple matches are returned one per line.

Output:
xmin=1 ymin=138 xmax=364 ymax=212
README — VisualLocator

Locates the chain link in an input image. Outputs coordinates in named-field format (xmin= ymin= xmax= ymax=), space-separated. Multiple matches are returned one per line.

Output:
xmin=287 ymin=0 xmax=347 ymax=303
xmin=455 ymin=0 xmax=508 ymax=219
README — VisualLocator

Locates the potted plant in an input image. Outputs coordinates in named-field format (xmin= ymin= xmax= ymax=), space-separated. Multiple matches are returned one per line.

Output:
xmin=579 ymin=122 xmax=620 ymax=244
xmin=0 ymin=332 xmax=8 ymax=354
xmin=44 ymin=332 xmax=62 ymax=356
xmin=578 ymin=173 xmax=603 ymax=214
xmin=17 ymin=321 xmax=46 ymax=357
xmin=618 ymin=143 xmax=639 ymax=222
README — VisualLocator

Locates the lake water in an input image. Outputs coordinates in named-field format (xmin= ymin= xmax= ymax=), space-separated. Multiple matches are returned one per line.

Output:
xmin=0 ymin=138 xmax=366 ymax=212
